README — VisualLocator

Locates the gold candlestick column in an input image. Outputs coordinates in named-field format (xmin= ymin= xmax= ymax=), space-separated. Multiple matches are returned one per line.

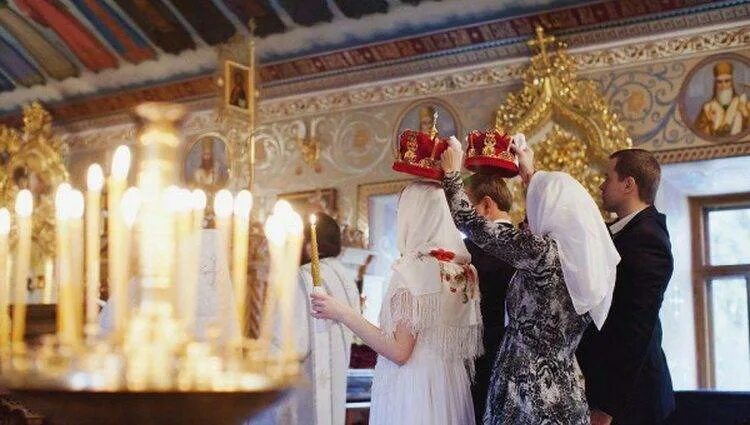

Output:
xmin=11 ymin=190 xmax=33 ymax=346
xmin=232 ymin=190 xmax=252 ymax=338
xmin=308 ymin=214 xmax=321 ymax=287
xmin=0 ymin=209 xmax=10 ymax=348
xmin=85 ymin=164 xmax=104 ymax=335
xmin=133 ymin=103 xmax=184 ymax=309
xmin=109 ymin=146 xmax=131 ymax=340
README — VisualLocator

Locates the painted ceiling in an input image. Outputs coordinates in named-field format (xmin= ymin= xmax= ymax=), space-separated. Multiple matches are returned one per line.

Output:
xmin=0 ymin=0 xmax=742 ymax=119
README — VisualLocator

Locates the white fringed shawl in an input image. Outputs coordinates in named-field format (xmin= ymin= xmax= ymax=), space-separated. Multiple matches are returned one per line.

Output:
xmin=380 ymin=182 xmax=483 ymax=362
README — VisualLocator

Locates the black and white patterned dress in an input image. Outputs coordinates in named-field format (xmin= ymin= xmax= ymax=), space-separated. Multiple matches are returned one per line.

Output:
xmin=443 ymin=172 xmax=590 ymax=425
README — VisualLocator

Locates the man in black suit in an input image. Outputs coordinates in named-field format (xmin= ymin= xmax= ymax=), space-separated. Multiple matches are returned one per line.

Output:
xmin=577 ymin=149 xmax=675 ymax=425
xmin=464 ymin=172 xmax=516 ymax=424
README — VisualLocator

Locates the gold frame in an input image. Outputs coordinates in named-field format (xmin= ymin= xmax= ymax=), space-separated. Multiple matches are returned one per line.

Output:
xmin=356 ymin=179 xmax=412 ymax=247
xmin=224 ymin=60 xmax=253 ymax=117
xmin=278 ymin=188 xmax=338 ymax=218
xmin=0 ymin=102 xmax=69 ymax=261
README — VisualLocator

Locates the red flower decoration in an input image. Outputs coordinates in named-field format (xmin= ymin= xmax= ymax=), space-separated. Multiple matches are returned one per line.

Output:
xmin=429 ymin=249 xmax=456 ymax=262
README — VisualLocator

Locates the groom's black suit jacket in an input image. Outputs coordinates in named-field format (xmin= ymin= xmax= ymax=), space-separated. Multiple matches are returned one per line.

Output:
xmin=577 ymin=206 xmax=675 ymax=425
xmin=466 ymin=222 xmax=515 ymax=424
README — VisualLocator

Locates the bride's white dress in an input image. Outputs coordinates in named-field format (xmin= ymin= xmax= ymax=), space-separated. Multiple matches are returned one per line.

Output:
xmin=368 ymin=182 xmax=483 ymax=425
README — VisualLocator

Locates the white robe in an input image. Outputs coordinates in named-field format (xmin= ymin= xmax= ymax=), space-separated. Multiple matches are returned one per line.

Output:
xmin=252 ymin=257 xmax=360 ymax=425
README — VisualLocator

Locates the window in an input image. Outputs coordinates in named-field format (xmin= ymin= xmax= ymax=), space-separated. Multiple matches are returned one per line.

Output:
xmin=690 ymin=193 xmax=750 ymax=390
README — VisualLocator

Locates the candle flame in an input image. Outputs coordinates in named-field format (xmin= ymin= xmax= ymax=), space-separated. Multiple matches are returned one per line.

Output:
xmin=121 ymin=187 xmax=141 ymax=227
xmin=0 ymin=208 xmax=10 ymax=234
xmin=263 ymin=214 xmax=285 ymax=246
xmin=191 ymin=189 xmax=207 ymax=211
xmin=163 ymin=185 xmax=181 ymax=212
xmin=177 ymin=189 xmax=192 ymax=214
xmin=272 ymin=200 xmax=293 ymax=217
xmin=55 ymin=184 xmax=72 ymax=220
xmin=214 ymin=189 xmax=234 ymax=218
xmin=112 ymin=145 xmax=131 ymax=180
xmin=233 ymin=190 xmax=253 ymax=219
xmin=15 ymin=190 xmax=33 ymax=217
xmin=69 ymin=190 xmax=85 ymax=219
xmin=309 ymin=213 xmax=317 ymax=225
xmin=87 ymin=164 xmax=104 ymax=191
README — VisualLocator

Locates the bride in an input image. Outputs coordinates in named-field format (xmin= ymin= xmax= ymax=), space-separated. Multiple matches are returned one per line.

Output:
xmin=311 ymin=181 xmax=482 ymax=424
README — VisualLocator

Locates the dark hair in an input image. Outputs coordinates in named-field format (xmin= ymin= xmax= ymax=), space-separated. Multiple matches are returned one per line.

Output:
xmin=304 ymin=212 xmax=341 ymax=259
xmin=465 ymin=171 xmax=513 ymax=212
xmin=610 ymin=149 xmax=661 ymax=204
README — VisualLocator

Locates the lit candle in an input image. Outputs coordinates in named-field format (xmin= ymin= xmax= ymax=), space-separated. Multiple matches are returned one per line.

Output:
xmin=55 ymin=184 xmax=74 ymax=345
xmin=260 ymin=211 xmax=284 ymax=356
xmin=232 ymin=190 xmax=252 ymax=339
xmin=184 ymin=189 xmax=206 ymax=334
xmin=12 ymin=190 xmax=33 ymax=346
xmin=264 ymin=201 xmax=303 ymax=375
xmin=117 ymin=187 xmax=141 ymax=339
xmin=173 ymin=187 xmax=191 ymax=325
xmin=108 ymin=146 xmax=130 ymax=340
xmin=308 ymin=214 xmax=322 ymax=287
xmin=85 ymin=164 xmax=104 ymax=335
xmin=0 ymin=208 xmax=10 ymax=348
xmin=69 ymin=190 xmax=85 ymax=344
xmin=213 ymin=189 xmax=233 ymax=261
xmin=42 ymin=258 xmax=53 ymax=304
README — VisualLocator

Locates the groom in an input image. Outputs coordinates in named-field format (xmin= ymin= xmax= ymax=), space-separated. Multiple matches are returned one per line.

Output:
xmin=577 ymin=149 xmax=675 ymax=425
xmin=464 ymin=172 xmax=516 ymax=424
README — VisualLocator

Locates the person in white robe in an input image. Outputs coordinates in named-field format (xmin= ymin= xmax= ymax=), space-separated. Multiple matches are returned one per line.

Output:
xmin=250 ymin=212 xmax=360 ymax=425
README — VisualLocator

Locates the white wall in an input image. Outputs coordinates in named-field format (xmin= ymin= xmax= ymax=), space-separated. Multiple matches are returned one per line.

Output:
xmin=656 ymin=155 xmax=750 ymax=390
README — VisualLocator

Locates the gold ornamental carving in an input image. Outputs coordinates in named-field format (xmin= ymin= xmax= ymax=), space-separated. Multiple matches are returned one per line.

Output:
xmin=0 ymin=102 xmax=69 ymax=261
xmin=494 ymin=26 xmax=632 ymax=216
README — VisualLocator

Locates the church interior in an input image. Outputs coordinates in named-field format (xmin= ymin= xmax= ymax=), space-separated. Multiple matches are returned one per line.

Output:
xmin=0 ymin=0 xmax=748 ymax=424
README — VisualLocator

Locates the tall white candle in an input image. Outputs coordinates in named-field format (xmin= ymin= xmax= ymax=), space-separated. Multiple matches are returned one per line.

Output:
xmin=55 ymin=184 xmax=74 ymax=345
xmin=232 ymin=190 xmax=252 ymax=339
xmin=213 ymin=189 xmax=233 ymax=261
xmin=85 ymin=164 xmax=104 ymax=335
xmin=184 ymin=189 xmax=206 ymax=334
xmin=0 ymin=209 xmax=10 ymax=348
xmin=117 ymin=187 xmax=141 ymax=339
xmin=108 ymin=146 xmax=131 ymax=340
xmin=69 ymin=190 xmax=85 ymax=344
xmin=12 ymin=190 xmax=33 ymax=346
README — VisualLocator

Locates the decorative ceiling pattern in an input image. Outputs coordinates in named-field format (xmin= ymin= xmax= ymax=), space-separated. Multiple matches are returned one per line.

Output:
xmin=0 ymin=0 xmax=744 ymax=120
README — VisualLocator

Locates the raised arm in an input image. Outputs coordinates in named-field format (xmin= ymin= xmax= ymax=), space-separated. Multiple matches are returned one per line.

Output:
xmin=442 ymin=171 xmax=552 ymax=271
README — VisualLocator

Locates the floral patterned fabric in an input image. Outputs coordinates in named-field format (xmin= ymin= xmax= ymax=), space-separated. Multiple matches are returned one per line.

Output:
xmin=442 ymin=172 xmax=591 ymax=425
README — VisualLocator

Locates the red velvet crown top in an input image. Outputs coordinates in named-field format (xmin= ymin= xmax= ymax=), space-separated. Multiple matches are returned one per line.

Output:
xmin=393 ymin=129 xmax=449 ymax=181
xmin=464 ymin=129 xmax=519 ymax=177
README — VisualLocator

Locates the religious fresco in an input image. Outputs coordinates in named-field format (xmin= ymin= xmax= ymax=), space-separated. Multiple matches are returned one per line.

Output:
xmin=679 ymin=53 xmax=750 ymax=143
xmin=394 ymin=99 xmax=462 ymax=144
xmin=183 ymin=135 xmax=231 ymax=193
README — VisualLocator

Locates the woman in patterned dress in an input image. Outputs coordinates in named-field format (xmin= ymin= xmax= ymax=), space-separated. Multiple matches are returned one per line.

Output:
xmin=440 ymin=141 xmax=620 ymax=424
